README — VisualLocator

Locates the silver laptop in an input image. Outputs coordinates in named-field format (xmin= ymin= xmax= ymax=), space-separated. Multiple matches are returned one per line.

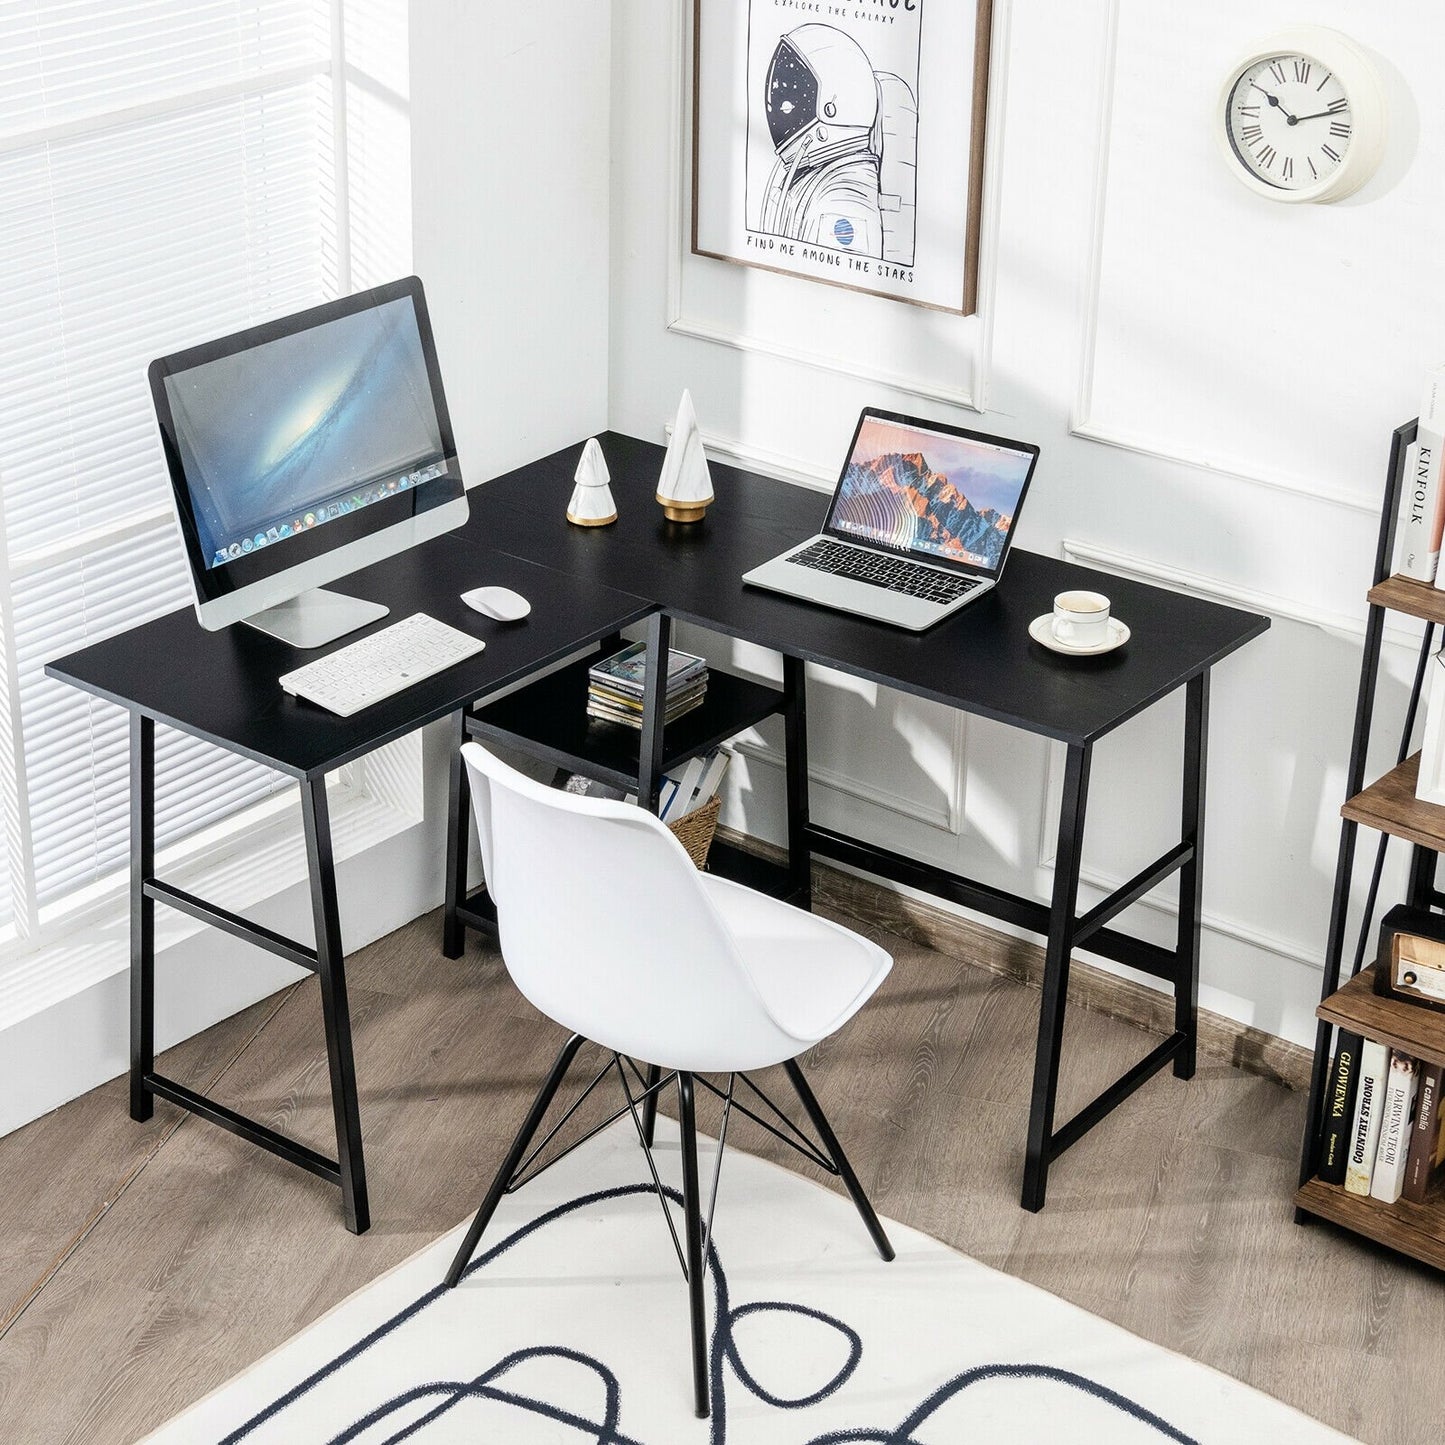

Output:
xmin=742 ymin=409 xmax=1041 ymax=631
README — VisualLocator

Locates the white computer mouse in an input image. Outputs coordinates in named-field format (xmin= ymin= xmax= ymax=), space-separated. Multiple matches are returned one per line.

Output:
xmin=461 ymin=585 xmax=532 ymax=622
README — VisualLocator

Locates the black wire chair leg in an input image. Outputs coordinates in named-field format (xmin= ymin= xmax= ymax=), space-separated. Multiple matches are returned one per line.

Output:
xmin=641 ymin=1062 xmax=661 ymax=1147
xmin=444 ymin=1032 xmax=588 ymax=1288
xmin=677 ymin=1071 xmax=710 ymax=1419
xmin=783 ymin=1058 xmax=895 ymax=1262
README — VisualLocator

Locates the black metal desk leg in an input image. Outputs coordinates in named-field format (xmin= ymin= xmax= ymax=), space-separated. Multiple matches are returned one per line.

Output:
xmin=130 ymin=713 xmax=155 ymax=1122
xmin=638 ymin=611 xmax=671 ymax=814
xmin=1022 ymin=742 xmax=1092 ymax=1213
xmin=783 ymin=656 xmax=811 ymax=908
xmin=301 ymin=775 xmax=370 ymax=1234
xmin=1174 ymin=672 xmax=1210 ymax=1080
xmin=443 ymin=709 xmax=469 ymax=959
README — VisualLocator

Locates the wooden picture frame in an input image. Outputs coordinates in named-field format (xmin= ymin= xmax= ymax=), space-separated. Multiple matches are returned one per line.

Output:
xmin=691 ymin=0 xmax=994 ymax=316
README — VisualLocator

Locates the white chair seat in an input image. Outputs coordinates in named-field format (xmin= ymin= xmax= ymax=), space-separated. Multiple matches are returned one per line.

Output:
xmin=698 ymin=874 xmax=891 ymax=1046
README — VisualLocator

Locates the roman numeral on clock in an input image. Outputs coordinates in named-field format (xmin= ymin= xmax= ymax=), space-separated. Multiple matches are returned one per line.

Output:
xmin=1294 ymin=59 xmax=1311 ymax=83
xmin=1269 ymin=60 xmax=1287 ymax=84
xmin=1329 ymin=120 xmax=1351 ymax=139
xmin=1241 ymin=123 xmax=1262 ymax=144
xmin=1257 ymin=143 xmax=1277 ymax=168
xmin=1322 ymin=144 xmax=1341 ymax=163
xmin=1282 ymin=157 xmax=1294 ymax=181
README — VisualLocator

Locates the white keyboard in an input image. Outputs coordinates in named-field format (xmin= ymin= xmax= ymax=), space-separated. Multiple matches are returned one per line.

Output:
xmin=279 ymin=612 xmax=486 ymax=717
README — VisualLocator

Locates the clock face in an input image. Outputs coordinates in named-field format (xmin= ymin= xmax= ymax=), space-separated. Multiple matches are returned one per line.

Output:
xmin=1224 ymin=54 xmax=1353 ymax=193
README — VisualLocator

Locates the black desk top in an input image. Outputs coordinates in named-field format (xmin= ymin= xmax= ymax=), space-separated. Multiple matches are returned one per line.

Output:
xmin=45 ymin=534 xmax=652 ymax=779
xmin=468 ymin=432 xmax=1270 ymax=746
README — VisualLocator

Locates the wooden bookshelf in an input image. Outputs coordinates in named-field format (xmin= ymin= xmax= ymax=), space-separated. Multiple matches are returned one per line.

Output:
xmin=1340 ymin=753 xmax=1445 ymax=853
xmin=1367 ymin=572 xmax=1445 ymax=626
xmin=1295 ymin=1177 xmax=1445 ymax=1271
xmin=1316 ymin=965 xmax=1445 ymax=1067
xmin=1297 ymin=970 xmax=1445 ymax=1271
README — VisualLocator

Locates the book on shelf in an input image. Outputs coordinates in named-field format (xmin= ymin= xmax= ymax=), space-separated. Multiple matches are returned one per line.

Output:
xmin=1317 ymin=1029 xmax=1363 ymax=1186
xmin=1403 ymin=1058 xmax=1445 ymax=1203
xmin=588 ymin=641 xmax=707 ymax=696
xmin=586 ymin=641 xmax=709 ymax=731
xmin=1399 ymin=362 xmax=1445 ymax=582
xmin=659 ymin=747 xmax=730 ymax=822
xmin=1369 ymin=1052 xmax=1420 ymax=1204
xmin=1398 ymin=441 xmax=1431 ymax=579
xmin=1344 ymin=1038 xmax=1390 ymax=1195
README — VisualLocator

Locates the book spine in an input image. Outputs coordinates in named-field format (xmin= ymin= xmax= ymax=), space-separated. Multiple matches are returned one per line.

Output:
xmin=1420 ymin=363 xmax=1445 ymax=585
xmin=1403 ymin=1058 xmax=1445 ymax=1203
xmin=1317 ymin=1030 xmax=1362 ymax=1185
xmin=1369 ymin=1053 xmax=1419 ymax=1204
xmin=1400 ymin=442 xmax=1430 ymax=578
xmin=1344 ymin=1039 xmax=1389 ymax=1195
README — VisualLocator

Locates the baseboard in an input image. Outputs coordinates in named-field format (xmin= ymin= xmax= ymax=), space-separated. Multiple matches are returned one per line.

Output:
xmin=716 ymin=826 xmax=1313 ymax=1093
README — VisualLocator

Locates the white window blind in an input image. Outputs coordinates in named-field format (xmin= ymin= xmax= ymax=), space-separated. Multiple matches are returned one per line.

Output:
xmin=0 ymin=0 xmax=411 ymax=940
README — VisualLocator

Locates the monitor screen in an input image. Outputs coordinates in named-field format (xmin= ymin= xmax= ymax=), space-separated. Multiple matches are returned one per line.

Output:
xmin=825 ymin=412 xmax=1038 ymax=574
xmin=150 ymin=276 xmax=465 ymax=621
xmin=165 ymin=296 xmax=446 ymax=569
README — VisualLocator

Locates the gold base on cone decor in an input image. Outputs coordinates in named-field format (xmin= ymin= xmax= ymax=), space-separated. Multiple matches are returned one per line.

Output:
xmin=566 ymin=509 xmax=617 ymax=527
xmin=655 ymin=492 xmax=710 ymax=524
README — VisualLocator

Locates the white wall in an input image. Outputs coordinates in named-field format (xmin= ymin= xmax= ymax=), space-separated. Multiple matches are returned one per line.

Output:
xmin=607 ymin=0 xmax=1443 ymax=1045
xmin=412 ymin=0 xmax=613 ymax=482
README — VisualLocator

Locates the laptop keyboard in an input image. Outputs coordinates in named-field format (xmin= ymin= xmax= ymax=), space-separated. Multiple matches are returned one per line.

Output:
xmin=786 ymin=539 xmax=982 ymax=604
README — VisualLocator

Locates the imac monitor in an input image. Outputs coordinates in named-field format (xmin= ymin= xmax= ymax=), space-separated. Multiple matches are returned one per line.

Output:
xmin=149 ymin=275 xmax=468 ymax=647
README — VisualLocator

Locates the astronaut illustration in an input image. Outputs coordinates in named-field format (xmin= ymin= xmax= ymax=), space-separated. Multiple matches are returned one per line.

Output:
xmin=757 ymin=24 xmax=917 ymax=265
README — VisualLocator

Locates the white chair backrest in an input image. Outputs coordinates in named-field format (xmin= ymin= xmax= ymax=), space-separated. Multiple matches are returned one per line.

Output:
xmin=462 ymin=742 xmax=799 ymax=1070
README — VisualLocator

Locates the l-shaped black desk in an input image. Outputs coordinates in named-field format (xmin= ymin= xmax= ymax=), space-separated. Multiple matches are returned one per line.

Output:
xmin=455 ymin=434 xmax=1270 ymax=1213
xmin=47 ymin=433 xmax=1267 ymax=1232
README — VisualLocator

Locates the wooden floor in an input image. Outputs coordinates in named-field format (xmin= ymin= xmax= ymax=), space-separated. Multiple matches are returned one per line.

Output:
xmin=0 ymin=900 xmax=1437 ymax=1443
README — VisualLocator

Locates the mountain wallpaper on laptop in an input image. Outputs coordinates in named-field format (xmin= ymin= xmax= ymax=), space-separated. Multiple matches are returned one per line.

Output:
xmin=832 ymin=450 xmax=1013 ymax=568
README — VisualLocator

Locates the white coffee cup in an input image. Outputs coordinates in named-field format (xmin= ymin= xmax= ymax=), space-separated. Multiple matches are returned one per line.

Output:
xmin=1052 ymin=590 xmax=1111 ymax=648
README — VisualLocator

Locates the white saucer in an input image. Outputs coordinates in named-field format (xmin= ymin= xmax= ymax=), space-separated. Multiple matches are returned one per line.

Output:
xmin=1028 ymin=614 xmax=1130 ymax=656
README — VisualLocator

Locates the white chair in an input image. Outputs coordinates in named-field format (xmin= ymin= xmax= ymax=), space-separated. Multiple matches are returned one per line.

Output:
xmin=444 ymin=740 xmax=894 ymax=1419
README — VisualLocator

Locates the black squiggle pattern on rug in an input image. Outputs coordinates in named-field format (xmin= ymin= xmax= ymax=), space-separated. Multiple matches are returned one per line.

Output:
xmin=218 ymin=1181 xmax=1200 ymax=1445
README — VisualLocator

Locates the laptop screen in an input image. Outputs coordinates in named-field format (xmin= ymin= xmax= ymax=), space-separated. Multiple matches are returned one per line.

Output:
xmin=823 ymin=411 xmax=1039 ymax=576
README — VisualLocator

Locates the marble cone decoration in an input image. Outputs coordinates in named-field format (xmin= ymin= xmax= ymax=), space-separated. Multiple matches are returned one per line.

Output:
xmin=656 ymin=389 xmax=714 ymax=523
xmin=566 ymin=437 xmax=617 ymax=526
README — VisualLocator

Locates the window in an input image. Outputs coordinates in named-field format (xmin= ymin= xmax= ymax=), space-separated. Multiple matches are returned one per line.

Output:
xmin=0 ymin=0 xmax=411 ymax=944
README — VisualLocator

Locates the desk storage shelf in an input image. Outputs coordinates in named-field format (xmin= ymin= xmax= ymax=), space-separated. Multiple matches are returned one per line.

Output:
xmin=446 ymin=644 xmax=797 ymax=939
xmin=1296 ymin=419 xmax=1445 ymax=1271
xmin=467 ymin=655 xmax=783 ymax=794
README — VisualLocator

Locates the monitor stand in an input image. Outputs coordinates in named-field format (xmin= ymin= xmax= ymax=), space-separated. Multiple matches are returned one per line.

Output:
xmin=243 ymin=589 xmax=390 ymax=649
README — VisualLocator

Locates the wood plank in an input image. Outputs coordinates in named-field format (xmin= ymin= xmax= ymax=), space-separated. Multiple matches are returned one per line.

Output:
xmin=1341 ymin=753 xmax=1445 ymax=852
xmin=1296 ymin=1177 xmax=1445 ymax=1272
xmin=1368 ymin=573 xmax=1445 ymax=625
xmin=3 ymin=902 xmax=1444 ymax=1444
xmin=1318 ymin=965 xmax=1445 ymax=1066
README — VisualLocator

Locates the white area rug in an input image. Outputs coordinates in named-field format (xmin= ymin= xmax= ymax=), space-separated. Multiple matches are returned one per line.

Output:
xmin=146 ymin=1119 xmax=1355 ymax=1443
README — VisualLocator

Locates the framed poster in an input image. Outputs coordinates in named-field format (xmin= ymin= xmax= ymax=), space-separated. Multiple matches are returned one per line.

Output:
xmin=691 ymin=0 xmax=993 ymax=315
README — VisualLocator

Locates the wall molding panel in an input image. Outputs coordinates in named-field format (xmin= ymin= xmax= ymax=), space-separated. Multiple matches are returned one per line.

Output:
xmin=1060 ymin=537 xmax=1423 ymax=649
xmin=732 ymin=702 xmax=969 ymax=836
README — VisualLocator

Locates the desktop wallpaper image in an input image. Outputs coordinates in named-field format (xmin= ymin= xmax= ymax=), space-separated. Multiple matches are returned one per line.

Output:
xmin=165 ymin=297 xmax=444 ymax=567
xmin=831 ymin=417 xmax=1032 ymax=569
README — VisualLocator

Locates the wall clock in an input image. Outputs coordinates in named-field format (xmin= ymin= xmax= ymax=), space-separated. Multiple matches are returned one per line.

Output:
xmin=1218 ymin=27 xmax=1387 ymax=203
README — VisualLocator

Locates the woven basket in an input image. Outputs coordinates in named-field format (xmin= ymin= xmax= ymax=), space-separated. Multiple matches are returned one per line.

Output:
xmin=666 ymin=793 xmax=722 ymax=870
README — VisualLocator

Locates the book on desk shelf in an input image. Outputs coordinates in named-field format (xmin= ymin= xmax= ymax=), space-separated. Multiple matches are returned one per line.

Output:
xmin=659 ymin=748 xmax=730 ymax=822
xmin=586 ymin=641 xmax=708 ymax=730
